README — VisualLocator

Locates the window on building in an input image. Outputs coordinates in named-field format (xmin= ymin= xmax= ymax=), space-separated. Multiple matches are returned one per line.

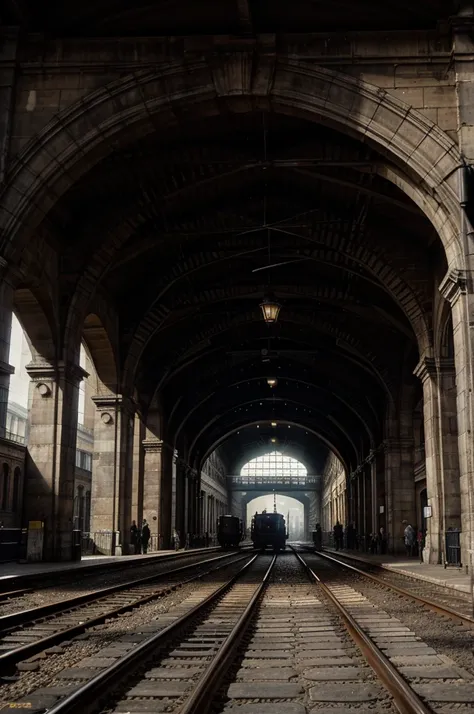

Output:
xmin=12 ymin=467 xmax=21 ymax=512
xmin=241 ymin=451 xmax=307 ymax=481
xmin=1 ymin=463 xmax=10 ymax=510
xmin=75 ymin=449 xmax=92 ymax=472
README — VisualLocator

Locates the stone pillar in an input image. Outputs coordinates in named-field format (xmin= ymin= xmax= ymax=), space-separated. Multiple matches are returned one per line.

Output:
xmin=440 ymin=271 xmax=474 ymax=563
xmin=142 ymin=437 xmax=163 ymax=539
xmin=91 ymin=395 xmax=134 ymax=555
xmin=132 ymin=413 xmax=144 ymax=528
xmin=384 ymin=438 xmax=416 ymax=554
xmin=414 ymin=356 xmax=462 ymax=563
xmin=0 ymin=259 xmax=14 ymax=436
xmin=25 ymin=360 xmax=85 ymax=560
xmin=369 ymin=457 xmax=377 ymax=537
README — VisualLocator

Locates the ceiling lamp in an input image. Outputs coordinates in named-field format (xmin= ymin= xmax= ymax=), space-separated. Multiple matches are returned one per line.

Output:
xmin=271 ymin=421 xmax=277 ymax=427
xmin=259 ymin=293 xmax=281 ymax=324
xmin=271 ymin=437 xmax=277 ymax=444
xmin=267 ymin=377 xmax=278 ymax=388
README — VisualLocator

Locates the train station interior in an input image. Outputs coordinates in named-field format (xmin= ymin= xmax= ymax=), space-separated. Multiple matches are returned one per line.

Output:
xmin=1 ymin=0 xmax=473 ymax=573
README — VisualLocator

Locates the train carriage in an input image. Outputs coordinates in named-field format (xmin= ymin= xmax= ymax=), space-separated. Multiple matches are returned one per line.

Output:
xmin=251 ymin=511 xmax=287 ymax=551
xmin=217 ymin=514 xmax=243 ymax=548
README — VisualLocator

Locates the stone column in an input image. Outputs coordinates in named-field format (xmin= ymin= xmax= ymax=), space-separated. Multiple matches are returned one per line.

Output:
xmin=440 ymin=271 xmax=474 ymax=563
xmin=369 ymin=457 xmax=377 ymax=537
xmin=25 ymin=360 xmax=85 ymax=560
xmin=91 ymin=395 xmax=134 ymax=555
xmin=132 ymin=413 xmax=145 ymax=528
xmin=384 ymin=438 xmax=416 ymax=555
xmin=142 ymin=437 xmax=163 ymax=537
xmin=414 ymin=356 xmax=462 ymax=563
xmin=0 ymin=259 xmax=14 ymax=437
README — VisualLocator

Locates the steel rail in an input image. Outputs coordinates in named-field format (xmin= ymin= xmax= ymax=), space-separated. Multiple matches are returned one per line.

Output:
xmin=316 ymin=549 xmax=474 ymax=628
xmin=0 ymin=551 xmax=253 ymax=670
xmin=44 ymin=553 xmax=262 ymax=714
xmin=291 ymin=547 xmax=432 ymax=714
xmin=0 ymin=587 xmax=32 ymax=603
xmin=178 ymin=554 xmax=277 ymax=714
xmin=0 ymin=549 xmax=253 ymax=632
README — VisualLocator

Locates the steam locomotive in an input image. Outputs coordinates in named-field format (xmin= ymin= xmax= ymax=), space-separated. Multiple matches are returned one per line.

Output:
xmin=217 ymin=514 xmax=243 ymax=548
xmin=251 ymin=511 xmax=287 ymax=551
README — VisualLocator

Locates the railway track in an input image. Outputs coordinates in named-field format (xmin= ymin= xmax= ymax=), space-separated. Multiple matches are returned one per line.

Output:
xmin=2 ymin=552 xmax=274 ymax=714
xmin=0 ymin=550 xmax=252 ymax=671
xmin=315 ymin=547 xmax=474 ymax=626
xmin=3 ymin=548 xmax=474 ymax=714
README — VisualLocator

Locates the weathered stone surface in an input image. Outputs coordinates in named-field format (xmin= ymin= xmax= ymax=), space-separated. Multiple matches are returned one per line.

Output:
xmin=297 ymin=649 xmax=348 ymax=659
xmin=390 ymin=655 xmax=444 ymax=666
xmin=57 ymin=668 xmax=100 ymax=679
xmin=144 ymin=667 xmax=203 ymax=679
xmin=237 ymin=667 xmax=296 ymax=680
xmin=414 ymin=683 xmax=474 ymax=702
xmin=127 ymin=682 xmax=191 ymax=696
xmin=223 ymin=705 xmax=306 ymax=714
xmin=76 ymin=657 xmax=118 ymax=668
xmin=309 ymin=683 xmax=382 ymax=702
xmin=399 ymin=665 xmax=465 ymax=679
xmin=227 ymin=683 xmax=303 ymax=698
xmin=299 ymin=656 xmax=354 ymax=666
xmin=240 ymin=659 xmax=291 ymax=668
xmin=303 ymin=667 xmax=361 ymax=681
xmin=112 ymin=702 xmax=169 ymax=713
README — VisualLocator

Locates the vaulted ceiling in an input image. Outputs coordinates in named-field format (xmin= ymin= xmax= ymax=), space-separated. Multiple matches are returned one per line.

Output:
xmin=44 ymin=111 xmax=439 ymax=471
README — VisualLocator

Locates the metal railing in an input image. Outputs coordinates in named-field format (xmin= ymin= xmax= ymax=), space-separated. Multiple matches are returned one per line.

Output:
xmin=230 ymin=475 xmax=319 ymax=486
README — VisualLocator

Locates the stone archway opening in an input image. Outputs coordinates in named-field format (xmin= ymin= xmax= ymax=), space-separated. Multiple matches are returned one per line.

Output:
xmin=246 ymin=493 xmax=306 ymax=541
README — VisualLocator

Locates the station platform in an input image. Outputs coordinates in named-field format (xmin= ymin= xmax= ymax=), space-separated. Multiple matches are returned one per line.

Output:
xmin=0 ymin=546 xmax=220 ymax=587
xmin=322 ymin=547 xmax=471 ymax=595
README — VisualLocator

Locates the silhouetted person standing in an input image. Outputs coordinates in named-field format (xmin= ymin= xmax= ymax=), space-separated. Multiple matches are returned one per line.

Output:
xmin=141 ymin=520 xmax=151 ymax=554
xmin=333 ymin=521 xmax=343 ymax=550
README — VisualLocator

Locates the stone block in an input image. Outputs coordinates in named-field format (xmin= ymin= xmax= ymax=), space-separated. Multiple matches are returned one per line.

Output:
xmin=389 ymin=87 xmax=424 ymax=107
xmin=423 ymin=86 xmax=457 ymax=109
xmin=303 ymin=667 xmax=361 ymax=681
xmin=309 ymin=683 xmax=382 ymax=702
xmin=227 ymin=683 xmax=303 ymax=698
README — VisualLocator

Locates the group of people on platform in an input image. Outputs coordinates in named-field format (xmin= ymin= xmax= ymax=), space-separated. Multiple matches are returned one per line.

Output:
xmin=130 ymin=519 xmax=151 ymax=554
xmin=321 ymin=519 xmax=424 ymax=557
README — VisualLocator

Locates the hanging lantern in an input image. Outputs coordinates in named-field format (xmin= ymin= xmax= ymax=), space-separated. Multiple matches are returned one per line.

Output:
xmin=259 ymin=294 xmax=281 ymax=324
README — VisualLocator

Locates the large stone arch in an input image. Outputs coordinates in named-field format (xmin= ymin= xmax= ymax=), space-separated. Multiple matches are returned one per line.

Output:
xmin=0 ymin=58 xmax=463 ymax=329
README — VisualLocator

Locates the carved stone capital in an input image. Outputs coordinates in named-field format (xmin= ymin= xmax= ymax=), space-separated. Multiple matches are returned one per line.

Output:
xmin=92 ymin=394 xmax=135 ymax=416
xmin=413 ymin=356 xmax=437 ymax=382
xmin=439 ymin=269 xmax=467 ymax=305
xmin=414 ymin=356 xmax=456 ymax=381
xmin=142 ymin=438 xmax=164 ymax=453
xmin=26 ymin=360 xmax=88 ymax=384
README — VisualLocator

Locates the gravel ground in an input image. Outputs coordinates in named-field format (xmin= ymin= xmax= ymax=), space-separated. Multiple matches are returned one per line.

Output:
xmin=310 ymin=553 xmax=474 ymax=676
xmin=0 ymin=553 xmax=254 ymax=706
xmin=0 ymin=549 xmax=232 ymax=616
